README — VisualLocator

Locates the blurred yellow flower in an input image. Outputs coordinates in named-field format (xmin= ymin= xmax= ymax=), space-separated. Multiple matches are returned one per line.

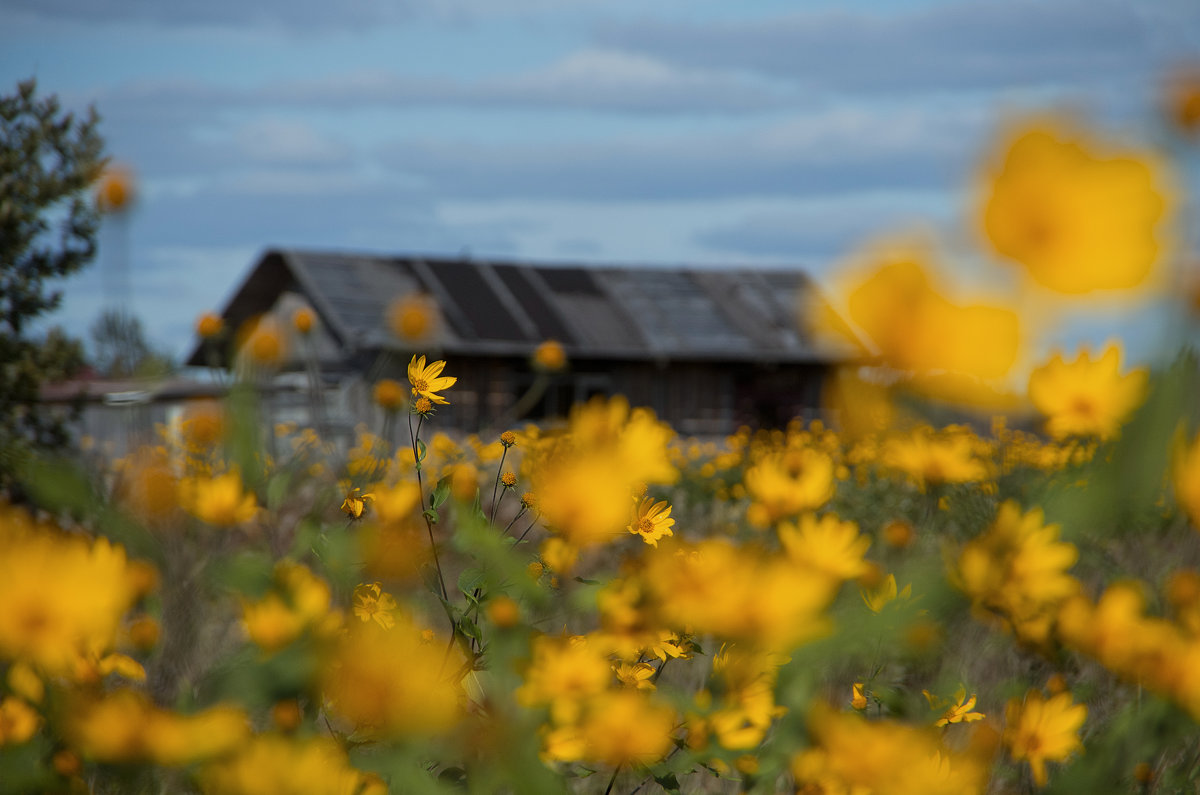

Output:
xmin=927 ymin=686 xmax=986 ymax=727
xmin=241 ymin=563 xmax=335 ymax=653
xmin=779 ymin=512 xmax=870 ymax=583
xmin=793 ymin=704 xmax=991 ymax=794
xmin=843 ymin=256 xmax=1019 ymax=389
xmin=744 ymin=448 xmax=835 ymax=526
xmin=628 ymin=497 xmax=675 ymax=547
xmin=1027 ymin=344 xmax=1146 ymax=440
xmin=1003 ymin=689 xmax=1086 ymax=787
xmin=982 ymin=124 xmax=1170 ymax=294
xmin=67 ymin=689 xmax=249 ymax=765
xmin=201 ymin=734 xmax=381 ymax=795
xmin=542 ymin=691 xmax=675 ymax=767
xmin=95 ymin=163 xmax=136 ymax=213
xmin=851 ymin=682 xmax=868 ymax=711
xmin=322 ymin=618 xmax=460 ymax=737
xmin=517 ymin=635 xmax=612 ymax=724
xmin=352 ymin=582 xmax=397 ymax=630
xmin=861 ymin=573 xmax=911 ymax=613
xmin=195 ymin=311 xmax=224 ymax=340
xmin=0 ymin=697 xmax=40 ymax=745
xmin=533 ymin=339 xmax=567 ymax=371
xmin=237 ymin=315 xmax=288 ymax=369
xmin=291 ymin=306 xmax=315 ymax=335
xmin=408 ymin=355 xmax=457 ymax=405
xmin=957 ymin=501 xmax=1079 ymax=647
xmin=883 ymin=427 xmax=988 ymax=490
xmin=0 ymin=509 xmax=149 ymax=676
xmin=180 ymin=471 xmax=258 ymax=526
xmin=387 ymin=293 xmax=440 ymax=343
xmin=372 ymin=378 xmax=406 ymax=412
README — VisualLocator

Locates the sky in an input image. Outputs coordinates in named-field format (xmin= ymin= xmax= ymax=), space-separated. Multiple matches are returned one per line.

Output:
xmin=1 ymin=0 xmax=1198 ymax=365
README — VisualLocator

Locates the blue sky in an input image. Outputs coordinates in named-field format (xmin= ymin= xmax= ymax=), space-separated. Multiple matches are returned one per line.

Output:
xmin=1 ymin=0 xmax=1198 ymax=365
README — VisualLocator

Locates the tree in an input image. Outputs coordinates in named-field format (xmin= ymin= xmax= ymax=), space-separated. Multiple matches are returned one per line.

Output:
xmin=89 ymin=308 xmax=175 ymax=379
xmin=0 ymin=79 xmax=105 ymax=488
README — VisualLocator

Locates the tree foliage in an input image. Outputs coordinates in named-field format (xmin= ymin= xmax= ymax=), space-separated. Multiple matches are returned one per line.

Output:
xmin=89 ymin=308 xmax=175 ymax=379
xmin=0 ymin=78 xmax=105 ymax=487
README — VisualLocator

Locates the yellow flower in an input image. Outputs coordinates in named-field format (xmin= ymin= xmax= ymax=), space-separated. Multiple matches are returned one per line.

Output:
xmin=321 ymin=618 xmax=461 ymax=737
xmin=517 ymin=635 xmax=612 ymax=724
xmin=883 ymin=426 xmax=989 ymax=490
xmin=407 ymin=355 xmax=457 ymax=405
xmin=95 ymin=163 xmax=136 ymax=213
xmin=500 ymin=430 xmax=517 ymax=447
xmin=66 ymin=689 xmax=248 ymax=765
xmin=195 ymin=311 xmax=224 ymax=339
xmin=241 ymin=563 xmax=335 ymax=653
xmin=200 ymin=734 xmax=380 ymax=795
xmin=372 ymin=378 xmax=406 ymax=412
xmin=291 ymin=307 xmax=315 ymax=335
xmin=237 ymin=315 xmax=288 ymax=369
xmin=861 ymin=573 xmax=912 ymax=614
xmin=628 ymin=497 xmax=675 ymax=547
xmin=851 ymin=683 xmax=868 ymax=711
xmin=0 ymin=508 xmax=148 ymax=676
xmin=352 ymin=582 xmax=397 ymax=630
xmin=1004 ymin=689 xmax=1086 ymax=787
xmin=957 ymin=501 xmax=1079 ymax=647
xmin=793 ymin=704 xmax=991 ymax=794
xmin=0 ymin=697 xmax=40 ymax=745
xmin=982 ymin=124 xmax=1171 ymax=294
xmin=613 ymin=661 xmax=657 ymax=690
xmin=744 ymin=449 xmax=835 ymax=525
xmin=533 ymin=339 xmax=567 ymax=371
xmin=927 ymin=686 xmax=986 ymax=727
xmin=180 ymin=471 xmax=259 ymax=526
xmin=501 ymin=470 xmax=518 ymax=488
xmin=832 ymin=255 xmax=1020 ymax=402
xmin=542 ymin=691 xmax=675 ymax=767
xmin=340 ymin=487 xmax=373 ymax=520
xmin=1028 ymin=344 xmax=1147 ymax=440
xmin=779 ymin=512 xmax=870 ymax=583
xmin=387 ymin=293 xmax=440 ymax=343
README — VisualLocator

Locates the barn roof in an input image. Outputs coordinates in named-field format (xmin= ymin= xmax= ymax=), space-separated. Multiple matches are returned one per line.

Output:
xmin=186 ymin=249 xmax=855 ymax=367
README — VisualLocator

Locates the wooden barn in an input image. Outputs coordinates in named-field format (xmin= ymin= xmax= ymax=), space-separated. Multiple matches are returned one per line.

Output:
xmin=185 ymin=249 xmax=854 ymax=437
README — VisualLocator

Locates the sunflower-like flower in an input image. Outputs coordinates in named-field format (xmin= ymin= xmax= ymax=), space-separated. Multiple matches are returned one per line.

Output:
xmin=339 ymin=487 xmax=373 ymax=521
xmin=1003 ymin=689 xmax=1086 ymax=787
xmin=628 ymin=497 xmax=675 ymax=547
xmin=353 ymin=583 xmax=398 ymax=630
xmin=407 ymin=355 xmax=457 ymax=405
xmin=1028 ymin=344 xmax=1147 ymax=441
xmin=179 ymin=471 xmax=258 ymax=527
xmin=925 ymin=686 xmax=986 ymax=727
xmin=982 ymin=124 xmax=1171 ymax=294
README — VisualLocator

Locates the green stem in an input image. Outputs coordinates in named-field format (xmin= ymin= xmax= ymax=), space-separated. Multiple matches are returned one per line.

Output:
xmin=489 ymin=446 xmax=509 ymax=524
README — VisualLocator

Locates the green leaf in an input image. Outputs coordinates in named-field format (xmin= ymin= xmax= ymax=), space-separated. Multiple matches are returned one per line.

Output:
xmin=654 ymin=773 xmax=681 ymax=793
xmin=416 ymin=438 xmax=428 ymax=462
xmin=458 ymin=567 xmax=486 ymax=596
xmin=423 ymin=508 xmax=439 ymax=524
xmin=431 ymin=476 xmax=451 ymax=509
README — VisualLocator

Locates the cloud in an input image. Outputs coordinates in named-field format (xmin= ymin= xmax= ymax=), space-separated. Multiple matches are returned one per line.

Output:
xmin=693 ymin=194 xmax=954 ymax=261
xmin=88 ymin=49 xmax=794 ymax=116
xmin=379 ymin=105 xmax=988 ymax=200
xmin=597 ymin=0 xmax=1199 ymax=98
xmin=2 ymin=0 xmax=417 ymax=32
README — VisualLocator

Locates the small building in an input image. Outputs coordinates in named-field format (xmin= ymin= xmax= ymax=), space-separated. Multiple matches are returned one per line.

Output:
xmin=186 ymin=249 xmax=854 ymax=437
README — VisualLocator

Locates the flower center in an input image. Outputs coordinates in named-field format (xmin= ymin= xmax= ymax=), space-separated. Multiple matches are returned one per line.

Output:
xmin=412 ymin=378 xmax=429 ymax=393
xmin=638 ymin=518 xmax=655 ymax=535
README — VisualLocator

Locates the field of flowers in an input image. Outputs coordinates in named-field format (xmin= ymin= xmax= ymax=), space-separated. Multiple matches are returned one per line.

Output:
xmin=2 ymin=88 xmax=1200 ymax=794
